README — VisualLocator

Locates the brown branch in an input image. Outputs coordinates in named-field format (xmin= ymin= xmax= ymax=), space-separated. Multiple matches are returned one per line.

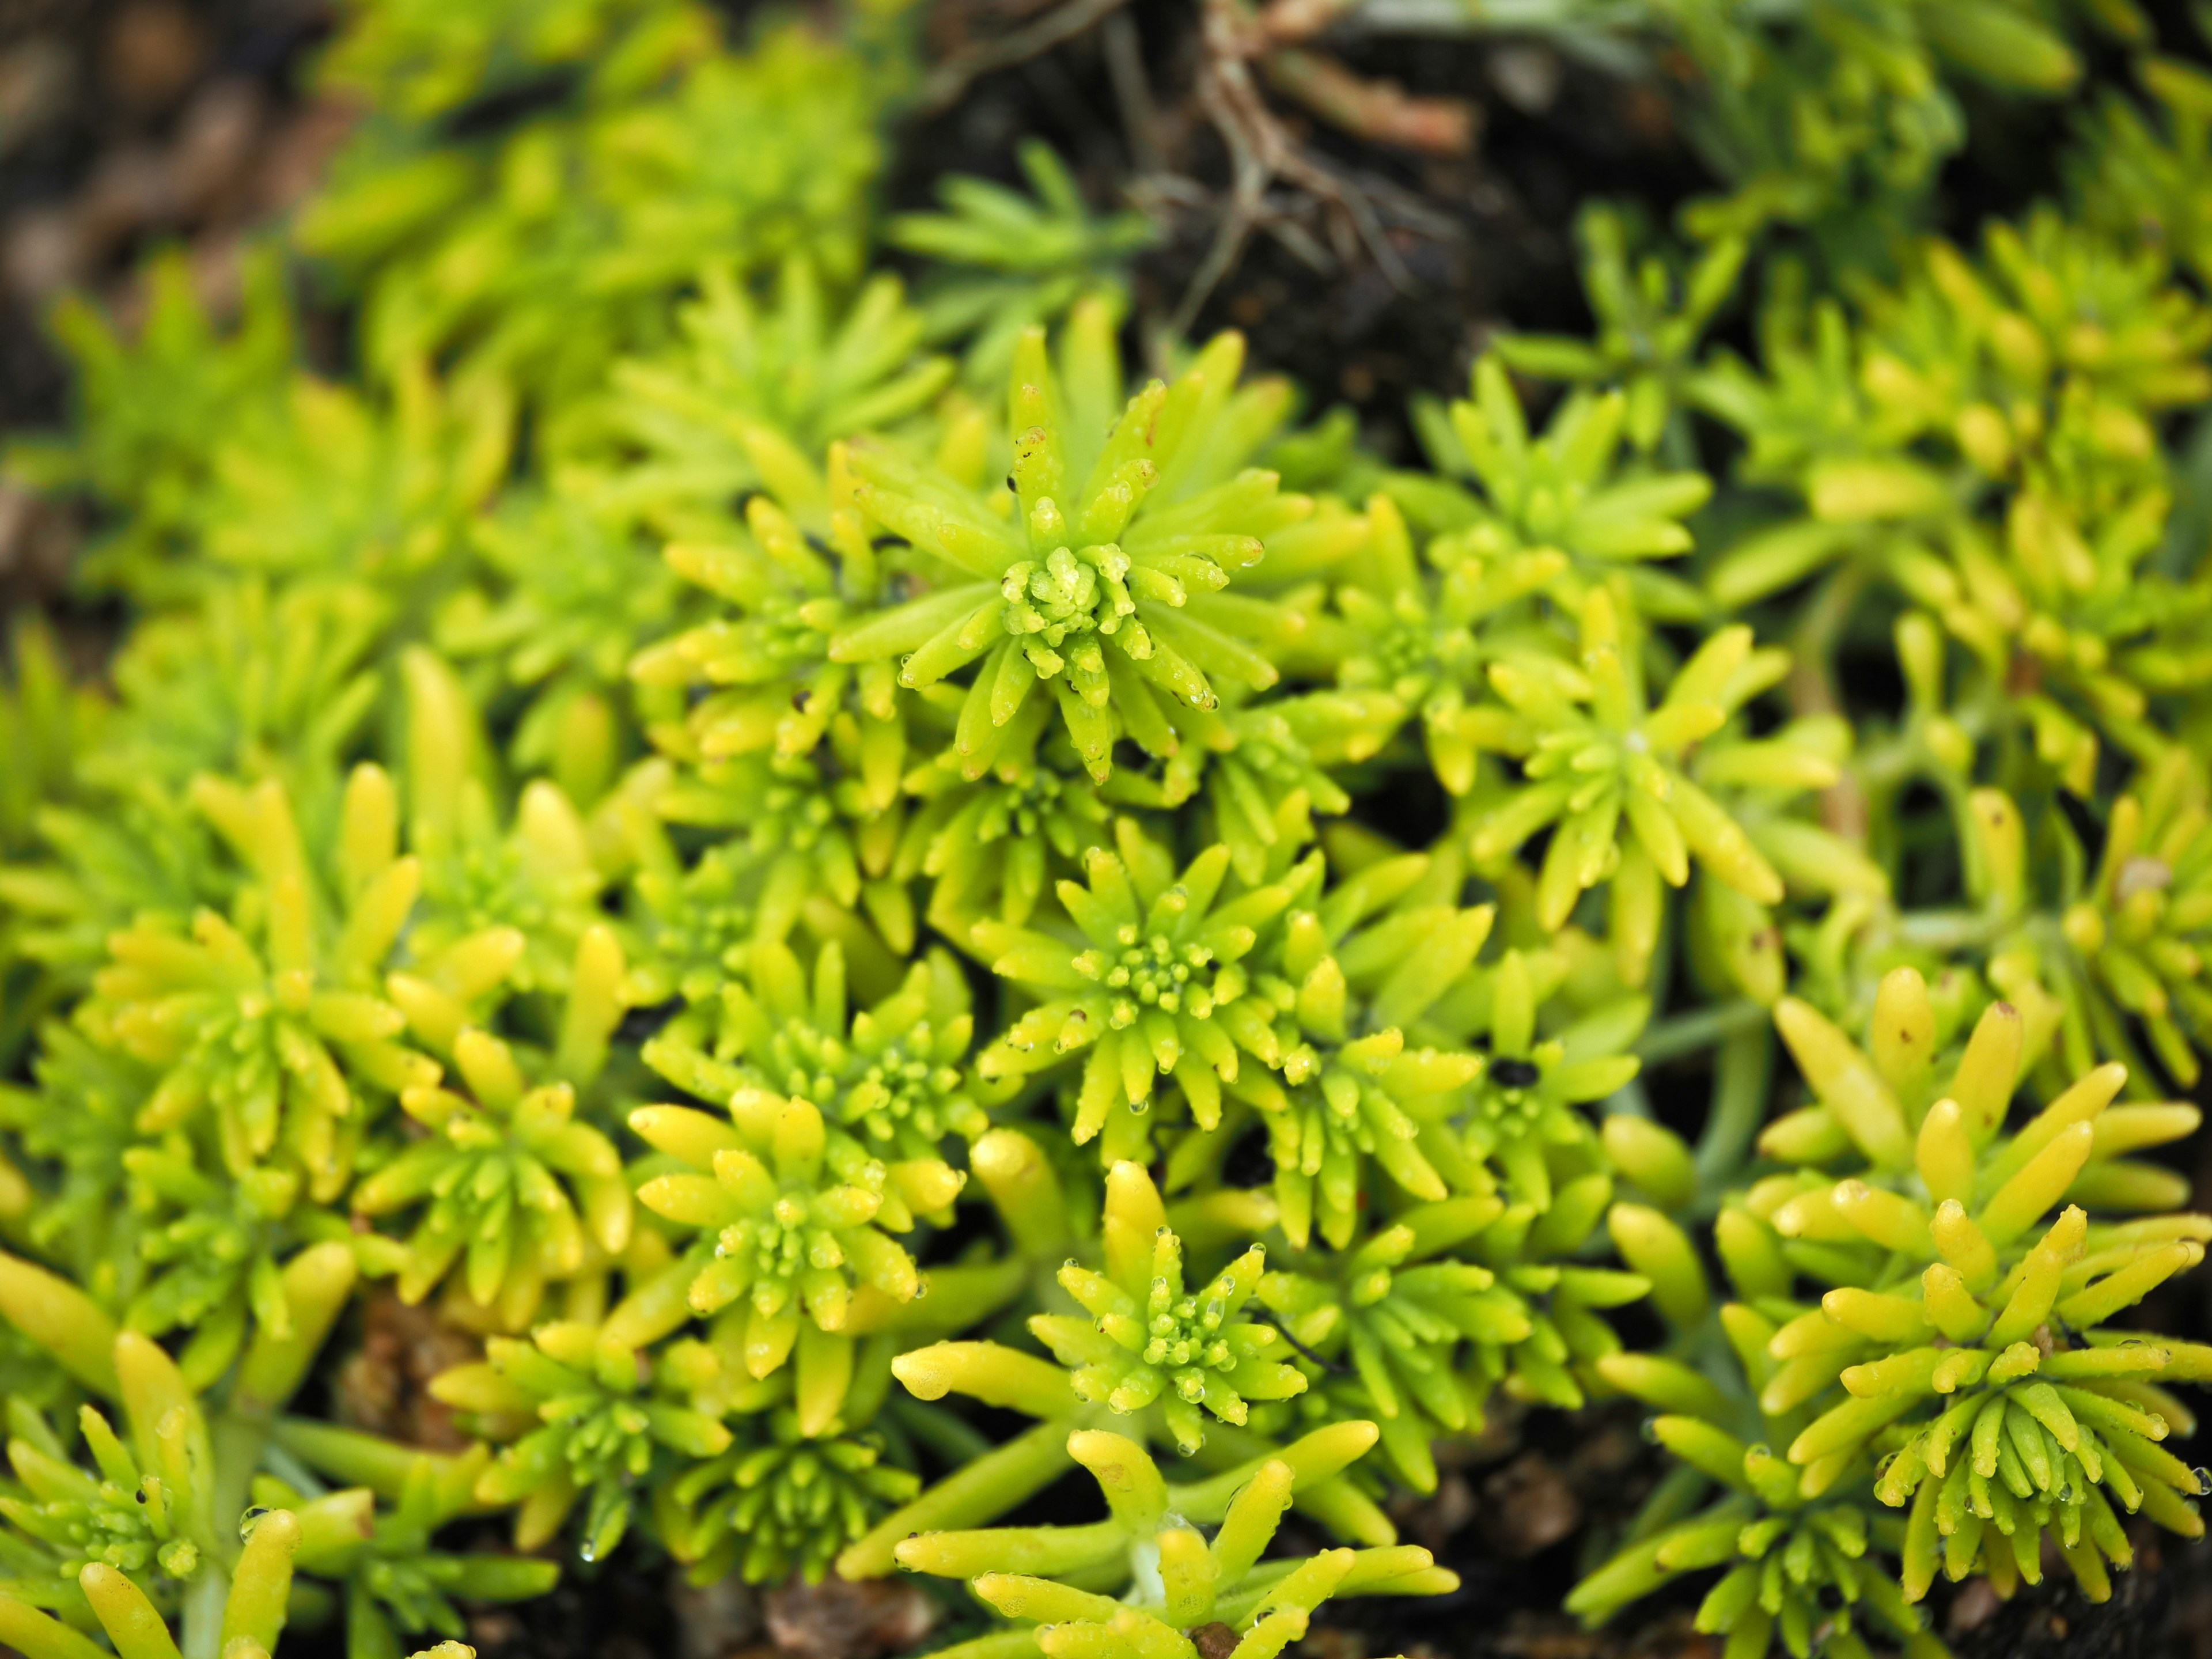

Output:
xmin=1167 ymin=0 xmax=1432 ymax=336
xmin=1260 ymin=45 xmax=1478 ymax=157
xmin=918 ymin=0 xmax=1134 ymax=112
xmin=1255 ymin=0 xmax=1362 ymax=43
xmin=1100 ymin=11 xmax=1166 ymax=176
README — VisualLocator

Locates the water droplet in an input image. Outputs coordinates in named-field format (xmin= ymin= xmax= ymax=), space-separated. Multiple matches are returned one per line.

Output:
xmin=238 ymin=1506 xmax=271 ymax=1542
xmin=1639 ymin=1418 xmax=1661 ymax=1444
xmin=2194 ymin=1466 xmax=2211 ymax=1497
xmin=578 ymin=1540 xmax=597 ymax=1563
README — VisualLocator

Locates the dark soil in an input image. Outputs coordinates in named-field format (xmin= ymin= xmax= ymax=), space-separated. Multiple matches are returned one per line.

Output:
xmin=0 ymin=0 xmax=342 ymax=620
xmin=882 ymin=0 xmax=1708 ymax=464
xmin=0 ymin=0 xmax=336 ymax=430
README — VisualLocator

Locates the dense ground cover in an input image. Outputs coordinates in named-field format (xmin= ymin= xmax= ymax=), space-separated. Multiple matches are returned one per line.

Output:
xmin=5 ymin=2 xmax=2212 ymax=1657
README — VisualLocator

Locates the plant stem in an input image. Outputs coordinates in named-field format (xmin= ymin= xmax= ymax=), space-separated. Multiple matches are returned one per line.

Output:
xmin=1695 ymin=1024 xmax=1772 ymax=1192
xmin=1637 ymin=998 xmax=1767 ymax=1066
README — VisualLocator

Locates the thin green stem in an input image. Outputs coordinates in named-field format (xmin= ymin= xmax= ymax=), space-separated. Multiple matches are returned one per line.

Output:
xmin=1637 ymin=998 xmax=1767 ymax=1066
xmin=839 ymin=1418 xmax=1075 ymax=1578
xmin=1895 ymin=907 xmax=2005 ymax=953
xmin=1695 ymin=1024 xmax=1773 ymax=1195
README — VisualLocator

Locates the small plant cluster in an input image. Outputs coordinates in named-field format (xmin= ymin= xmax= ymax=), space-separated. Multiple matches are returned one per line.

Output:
xmin=2 ymin=1 xmax=2212 ymax=1657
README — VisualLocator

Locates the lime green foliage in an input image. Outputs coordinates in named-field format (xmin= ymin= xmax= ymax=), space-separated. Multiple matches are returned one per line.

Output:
xmin=1749 ymin=987 xmax=2206 ymax=1586
xmin=261 ymin=1438 xmax=556 ymax=1658
xmin=434 ymin=480 xmax=691 ymax=777
xmin=889 ymin=140 xmax=1159 ymax=387
xmin=0 ymin=1022 xmax=150 ymax=1272
xmin=1260 ymin=1180 xmax=1645 ymax=1491
xmin=305 ymin=13 xmax=876 ymax=411
xmin=1496 ymin=207 xmax=1748 ymax=456
xmin=1311 ymin=494 xmax=1567 ymax=797
xmin=895 ymin=729 xmax=1113 ymax=934
xmin=87 ymin=770 xmax=433 ymax=1210
xmin=198 ymin=369 xmax=513 ymax=609
xmin=630 ymin=456 xmax=914 ymax=779
xmin=0 ymin=623 xmax=96 ymax=857
xmin=1463 ymin=587 xmax=1825 ymax=986
xmin=575 ymin=257 xmax=954 ymax=513
xmin=1148 ymin=835 xmax=1495 ymax=1249
xmin=3 ymin=0 xmax=2212 ymax=1647
xmin=353 ymin=929 xmax=632 ymax=1327
xmin=842 ymin=312 xmax=1323 ymax=785
xmin=88 ymin=581 xmax=388 ymax=802
xmin=1028 ymin=1162 xmax=1304 ymax=1455
xmin=2073 ymin=54 xmax=2212 ymax=289
xmin=316 ymin=0 xmax=707 ymax=122
xmin=3 ymin=249 xmax=294 ymax=597
xmin=1661 ymin=0 xmax=2089 ymax=241
xmin=870 ymin=1157 xmax=1388 ymax=1553
xmin=1942 ymin=763 xmax=2212 ymax=1093
xmin=0 ymin=1396 xmax=214 ymax=1602
xmin=627 ymin=1063 xmax=942 ymax=1427
xmin=431 ymin=1316 xmax=733 ymax=1560
xmin=652 ymin=938 xmax=984 ymax=1165
xmin=2054 ymin=759 xmax=2212 ymax=1081
xmin=0 ymin=622 xmax=104 ymax=1067
xmin=1412 ymin=355 xmax=1713 ymax=608
xmin=1569 ymin=1339 xmax=1936 ymax=1658
xmin=1455 ymin=948 xmax=1642 ymax=1203
xmin=1580 ymin=978 xmax=2209 ymax=1637
xmin=1699 ymin=209 xmax=2212 ymax=779
xmin=895 ymin=1427 xmax=1454 ymax=1659
xmin=974 ymin=827 xmax=1294 ymax=1146
xmin=616 ymin=824 xmax=763 ymax=1007
xmin=0 ymin=1263 xmax=509 ymax=1659
xmin=0 ymin=1449 xmax=490 ymax=1659
xmin=656 ymin=1398 xmax=921 ymax=1584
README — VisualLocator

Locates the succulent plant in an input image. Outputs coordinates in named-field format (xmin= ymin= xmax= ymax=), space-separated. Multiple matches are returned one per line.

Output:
xmin=1464 ymin=587 xmax=1821 ymax=986
xmin=5 ymin=248 xmax=295 ymax=600
xmin=626 ymin=1069 xmax=939 ymax=1429
xmin=1750 ymin=982 xmax=2209 ymax=1596
xmin=657 ymin=939 xmax=984 ymax=1166
xmin=972 ymin=826 xmax=1295 ymax=1146
xmin=1412 ymin=357 xmax=1713 ymax=612
xmin=1569 ymin=1338 xmax=1938 ymax=1658
xmin=1252 ymin=1187 xmax=1634 ymax=1493
xmin=656 ymin=1397 xmax=920 ymax=1585
xmin=85 ymin=768 xmax=437 ymax=1205
xmin=894 ymin=1427 xmax=1455 ymax=1659
xmin=1027 ymin=1161 xmax=1305 ymax=1455
xmin=581 ymin=257 xmax=952 ymax=513
xmin=430 ymin=1317 xmax=733 ymax=1562
xmin=353 ymin=927 xmax=633 ymax=1329
xmin=836 ymin=310 xmax=1319 ymax=786
xmin=1495 ymin=206 xmax=1748 ymax=457
xmin=888 ymin=140 xmax=1157 ymax=387
xmin=0 ymin=0 xmax=2209 ymax=1648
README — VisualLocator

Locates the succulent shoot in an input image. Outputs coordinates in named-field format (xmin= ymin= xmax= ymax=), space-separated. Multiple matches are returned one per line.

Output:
xmin=1030 ymin=1162 xmax=1304 ymax=1455
xmin=431 ymin=1318 xmax=733 ymax=1562
xmin=627 ymin=1077 xmax=933 ymax=1429
xmin=895 ymin=1428 xmax=1455 ymax=1659
xmin=836 ymin=306 xmax=1320 ymax=785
